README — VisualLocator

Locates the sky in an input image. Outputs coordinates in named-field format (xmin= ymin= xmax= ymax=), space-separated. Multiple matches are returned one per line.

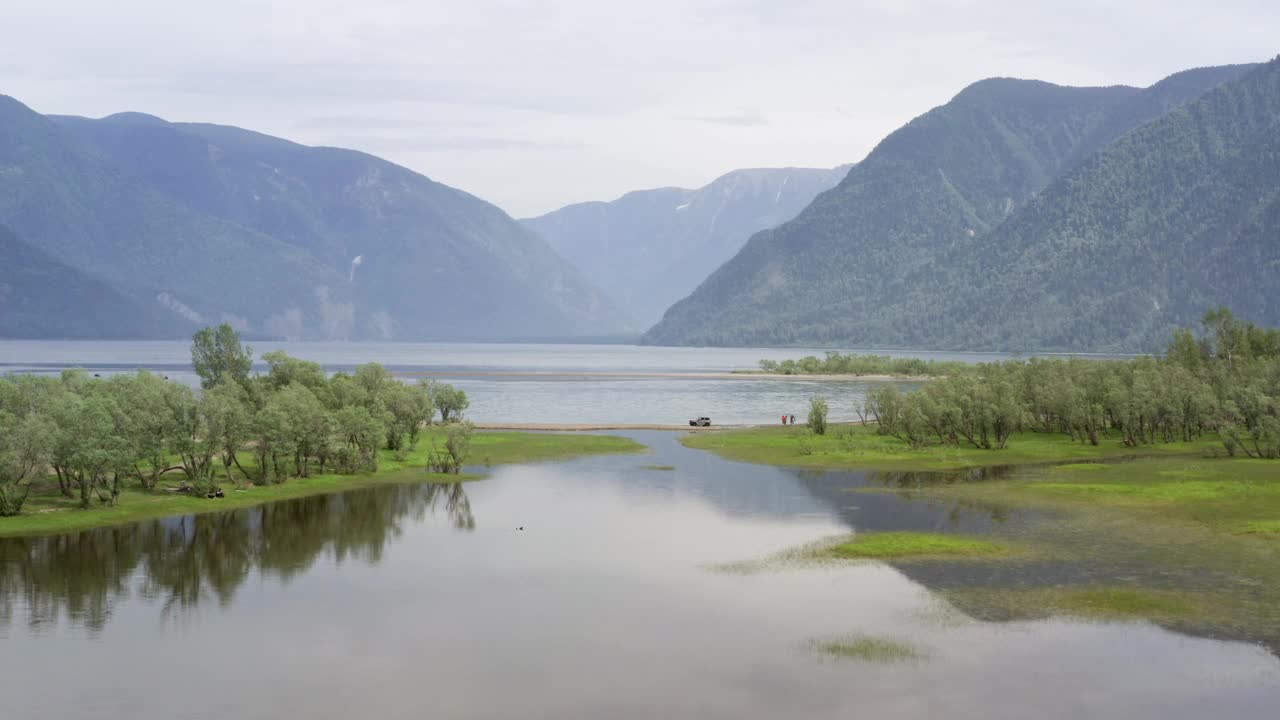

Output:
xmin=3 ymin=0 xmax=1278 ymax=217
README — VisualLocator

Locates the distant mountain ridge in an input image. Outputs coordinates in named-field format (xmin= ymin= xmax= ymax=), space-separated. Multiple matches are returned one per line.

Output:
xmin=644 ymin=62 xmax=1271 ymax=351
xmin=521 ymin=165 xmax=850 ymax=326
xmin=0 ymin=96 xmax=631 ymax=340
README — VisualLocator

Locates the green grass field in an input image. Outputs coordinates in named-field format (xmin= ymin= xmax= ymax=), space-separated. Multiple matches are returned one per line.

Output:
xmin=681 ymin=424 xmax=1217 ymax=472
xmin=825 ymin=532 xmax=1015 ymax=560
xmin=1 ymin=429 xmax=645 ymax=538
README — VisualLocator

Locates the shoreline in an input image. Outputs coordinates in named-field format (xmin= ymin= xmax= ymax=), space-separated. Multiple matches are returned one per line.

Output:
xmin=475 ymin=422 xmax=728 ymax=431
xmin=0 ymin=430 xmax=646 ymax=539
xmin=393 ymin=370 xmax=917 ymax=382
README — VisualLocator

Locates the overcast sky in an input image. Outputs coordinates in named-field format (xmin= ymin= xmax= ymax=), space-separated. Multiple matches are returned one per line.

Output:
xmin=3 ymin=1 xmax=1277 ymax=217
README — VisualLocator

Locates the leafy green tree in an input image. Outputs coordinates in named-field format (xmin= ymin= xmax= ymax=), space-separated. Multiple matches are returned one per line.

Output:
xmin=433 ymin=383 xmax=469 ymax=423
xmin=191 ymin=324 xmax=253 ymax=389
xmin=808 ymin=395 xmax=829 ymax=435
xmin=445 ymin=422 xmax=474 ymax=473
xmin=383 ymin=381 xmax=434 ymax=451
xmin=203 ymin=382 xmax=253 ymax=486
xmin=0 ymin=411 xmax=54 ymax=516
xmin=168 ymin=385 xmax=220 ymax=493
xmin=333 ymin=405 xmax=384 ymax=473
xmin=108 ymin=372 xmax=183 ymax=489
xmin=265 ymin=385 xmax=332 ymax=478
xmin=261 ymin=351 xmax=327 ymax=392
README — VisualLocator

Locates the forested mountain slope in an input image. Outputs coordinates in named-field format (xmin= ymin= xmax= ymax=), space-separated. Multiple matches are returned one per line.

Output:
xmin=644 ymin=63 xmax=1262 ymax=350
xmin=0 ymin=96 xmax=629 ymax=340
xmin=944 ymin=58 xmax=1280 ymax=350
xmin=521 ymin=166 xmax=849 ymax=326
xmin=0 ymin=225 xmax=184 ymax=338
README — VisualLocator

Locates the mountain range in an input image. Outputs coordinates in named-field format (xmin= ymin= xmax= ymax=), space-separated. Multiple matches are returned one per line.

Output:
xmin=3 ymin=58 xmax=1277 ymax=350
xmin=0 ymin=98 xmax=630 ymax=340
xmin=645 ymin=61 xmax=1278 ymax=351
xmin=520 ymin=166 xmax=849 ymax=326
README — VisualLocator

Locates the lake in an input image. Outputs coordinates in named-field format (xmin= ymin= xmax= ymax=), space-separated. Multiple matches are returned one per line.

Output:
xmin=2 ymin=431 xmax=1278 ymax=719
xmin=0 ymin=340 xmax=1105 ymax=425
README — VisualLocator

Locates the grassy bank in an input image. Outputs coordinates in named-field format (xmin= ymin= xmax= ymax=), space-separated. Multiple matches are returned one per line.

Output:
xmin=913 ymin=456 xmax=1280 ymax=537
xmin=1 ymin=429 xmax=645 ymax=538
xmin=682 ymin=424 xmax=1216 ymax=472
xmin=691 ymin=424 xmax=1279 ymax=645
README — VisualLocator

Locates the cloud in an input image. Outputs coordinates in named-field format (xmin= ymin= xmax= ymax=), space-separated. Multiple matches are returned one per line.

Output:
xmin=292 ymin=115 xmax=494 ymax=132
xmin=348 ymin=135 xmax=588 ymax=153
xmin=686 ymin=113 xmax=769 ymax=127
xmin=3 ymin=0 xmax=1278 ymax=217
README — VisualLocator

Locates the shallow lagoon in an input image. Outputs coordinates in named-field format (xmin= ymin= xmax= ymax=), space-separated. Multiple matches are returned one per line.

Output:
xmin=2 ymin=431 xmax=1277 ymax=719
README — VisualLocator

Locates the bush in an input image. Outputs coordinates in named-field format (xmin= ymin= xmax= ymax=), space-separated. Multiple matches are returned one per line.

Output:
xmin=809 ymin=395 xmax=829 ymax=435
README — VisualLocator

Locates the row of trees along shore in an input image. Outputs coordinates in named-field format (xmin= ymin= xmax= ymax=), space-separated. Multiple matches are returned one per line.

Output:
xmin=0 ymin=324 xmax=473 ymax=516
xmin=802 ymin=309 xmax=1280 ymax=458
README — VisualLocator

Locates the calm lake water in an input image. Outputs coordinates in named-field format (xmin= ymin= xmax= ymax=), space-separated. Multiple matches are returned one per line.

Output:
xmin=0 ymin=340 xmax=1109 ymax=425
xmin=2 ymin=431 xmax=1278 ymax=719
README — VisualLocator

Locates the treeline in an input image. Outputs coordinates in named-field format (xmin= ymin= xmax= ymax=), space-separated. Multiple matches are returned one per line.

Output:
xmin=759 ymin=352 xmax=969 ymax=377
xmin=0 ymin=324 xmax=471 ymax=516
xmin=854 ymin=309 xmax=1280 ymax=457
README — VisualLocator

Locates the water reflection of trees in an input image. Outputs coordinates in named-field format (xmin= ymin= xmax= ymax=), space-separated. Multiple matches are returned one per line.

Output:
xmin=0 ymin=482 xmax=474 ymax=633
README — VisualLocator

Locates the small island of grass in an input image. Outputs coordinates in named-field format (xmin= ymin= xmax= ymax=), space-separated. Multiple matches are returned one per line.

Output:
xmin=809 ymin=634 xmax=928 ymax=663
xmin=826 ymin=531 xmax=1015 ymax=560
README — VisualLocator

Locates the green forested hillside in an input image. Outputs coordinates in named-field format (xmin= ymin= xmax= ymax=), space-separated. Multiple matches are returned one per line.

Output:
xmin=944 ymin=58 xmax=1280 ymax=350
xmin=644 ymin=63 xmax=1267 ymax=350
xmin=0 ymin=225 xmax=183 ymax=338
xmin=0 ymin=97 xmax=630 ymax=340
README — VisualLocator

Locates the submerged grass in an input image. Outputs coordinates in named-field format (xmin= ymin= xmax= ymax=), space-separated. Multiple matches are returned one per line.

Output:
xmin=826 ymin=532 xmax=1014 ymax=560
xmin=2 ymin=429 xmax=646 ymax=538
xmin=686 ymin=423 xmax=1280 ymax=646
xmin=681 ymin=424 xmax=1216 ymax=472
xmin=927 ymin=456 xmax=1280 ymax=538
xmin=945 ymin=586 xmax=1221 ymax=624
xmin=809 ymin=635 xmax=928 ymax=663
xmin=640 ymin=465 xmax=676 ymax=471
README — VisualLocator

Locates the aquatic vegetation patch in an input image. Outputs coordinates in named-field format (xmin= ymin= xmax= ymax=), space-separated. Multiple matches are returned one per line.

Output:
xmin=826 ymin=532 xmax=1014 ymax=560
xmin=640 ymin=465 xmax=676 ymax=471
xmin=1028 ymin=481 xmax=1245 ymax=502
xmin=946 ymin=586 xmax=1213 ymax=624
xmin=808 ymin=634 xmax=928 ymax=663
xmin=1238 ymin=520 xmax=1280 ymax=535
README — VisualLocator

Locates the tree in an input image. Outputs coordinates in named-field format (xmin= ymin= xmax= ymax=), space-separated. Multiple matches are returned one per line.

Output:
xmin=262 ymin=351 xmax=327 ymax=392
xmin=168 ymin=385 xmax=220 ymax=493
xmin=203 ymin=381 xmax=253 ymax=486
xmin=445 ymin=422 xmax=474 ymax=470
xmin=264 ymin=385 xmax=332 ymax=478
xmin=433 ymin=383 xmax=469 ymax=423
xmin=383 ymin=381 xmax=434 ymax=451
xmin=191 ymin=324 xmax=253 ymax=390
xmin=808 ymin=395 xmax=829 ymax=435
xmin=0 ymin=411 xmax=54 ymax=516
xmin=334 ymin=405 xmax=384 ymax=473
xmin=109 ymin=372 xmax=183 ymax=489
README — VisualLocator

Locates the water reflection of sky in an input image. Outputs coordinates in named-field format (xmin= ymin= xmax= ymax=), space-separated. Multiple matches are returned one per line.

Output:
xmin=2 ymin=431 xmax=1278 ymax=718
